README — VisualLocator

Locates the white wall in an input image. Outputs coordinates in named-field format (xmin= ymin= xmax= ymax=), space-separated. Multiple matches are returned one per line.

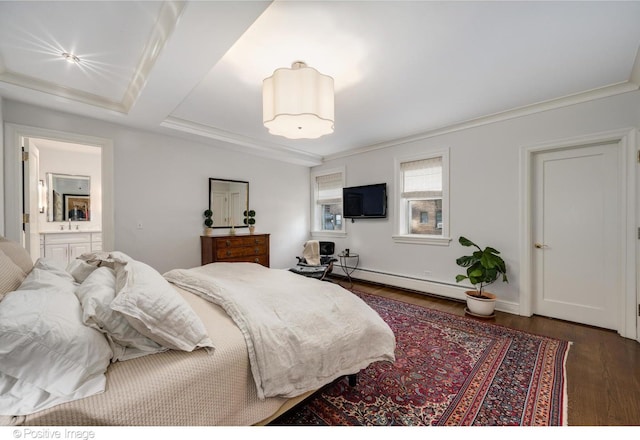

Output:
xmin=315 ymin=91 xmax=640 ymax=307
xmin=2 ymin=100 xmax=310 ymax=273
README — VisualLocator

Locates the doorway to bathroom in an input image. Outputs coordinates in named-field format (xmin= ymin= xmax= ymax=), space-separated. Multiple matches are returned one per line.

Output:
xmin=3 ymin=123 xmax=114 ymax=261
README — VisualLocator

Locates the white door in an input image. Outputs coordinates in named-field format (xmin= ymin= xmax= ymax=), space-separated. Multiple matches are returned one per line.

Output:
xmin=23 ymin=139 xmax=41 ymax=262
xmin=532 ymin=142 xmax=621 ymax=330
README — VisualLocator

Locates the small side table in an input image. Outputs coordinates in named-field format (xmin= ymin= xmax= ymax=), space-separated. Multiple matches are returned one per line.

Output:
xmin=338 ymin=252 xmax=359 ymax=288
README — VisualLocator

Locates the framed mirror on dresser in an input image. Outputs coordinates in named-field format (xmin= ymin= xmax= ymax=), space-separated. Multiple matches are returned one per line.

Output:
xmin=208 ymin=178 xmax=249 ymax=229
xmin=203 ymin=178 xmax=268 ymax=267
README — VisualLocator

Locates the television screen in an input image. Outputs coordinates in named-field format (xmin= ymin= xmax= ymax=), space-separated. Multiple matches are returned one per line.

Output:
xmin=343 ymin=183 xmax=387 ymax=218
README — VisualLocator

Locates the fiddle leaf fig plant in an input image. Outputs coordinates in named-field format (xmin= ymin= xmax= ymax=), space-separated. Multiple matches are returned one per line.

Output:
xmin=455 ymin=236 xmax=508 ymax=298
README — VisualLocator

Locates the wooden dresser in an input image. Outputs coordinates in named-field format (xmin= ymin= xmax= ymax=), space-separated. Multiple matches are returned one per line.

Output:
xmin=200 ymin=234 xmax=270 ymax=267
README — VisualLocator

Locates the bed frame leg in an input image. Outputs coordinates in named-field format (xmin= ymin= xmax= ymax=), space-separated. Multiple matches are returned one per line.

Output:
xmin=347 ymin=374 xmax=357 ymax=387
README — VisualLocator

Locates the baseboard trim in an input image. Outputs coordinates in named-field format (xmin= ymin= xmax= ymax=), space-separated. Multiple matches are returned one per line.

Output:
xmin=334 ymin=267 xmax=520 ymax=315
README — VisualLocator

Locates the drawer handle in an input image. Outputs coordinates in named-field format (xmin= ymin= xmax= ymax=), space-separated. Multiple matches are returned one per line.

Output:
xmin=226 ymin=250 xmax=231 ymax=256
xmin=254 ymin=258 xmax=260 ymax=263
xmin=225 ymin=240 xmax=231 ymax=246
xmin=254 ymin=239 xmax=260 ymax=244
xmin=255 ymin=248 xmax=260 ymax=254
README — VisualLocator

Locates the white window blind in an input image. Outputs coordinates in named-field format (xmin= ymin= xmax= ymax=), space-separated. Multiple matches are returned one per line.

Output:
xmin=401 ymin=157 xmax=442 ymax=199
xmin=316 ymin=172 xmax=343 ymax=204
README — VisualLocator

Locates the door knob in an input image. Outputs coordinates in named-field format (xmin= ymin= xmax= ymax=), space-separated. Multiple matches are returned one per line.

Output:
xmin=534 ymin=243 xmax=548 ymax=249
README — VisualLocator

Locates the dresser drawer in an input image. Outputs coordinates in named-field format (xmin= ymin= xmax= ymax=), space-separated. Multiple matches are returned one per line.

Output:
xmin=216 ymin=245 xmax=267 ymax=260
xmin=219 ymin=255 xmax=268 ymax=265
xmin=215 ymin=236 xmax=268 ymax=248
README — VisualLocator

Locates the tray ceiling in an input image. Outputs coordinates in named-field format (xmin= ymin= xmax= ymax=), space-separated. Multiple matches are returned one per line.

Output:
xmin=1 ymin=1 xmax=639 ymax=166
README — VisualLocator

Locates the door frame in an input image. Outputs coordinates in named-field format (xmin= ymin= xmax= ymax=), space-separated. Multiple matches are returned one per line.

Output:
xmin=519 ymin=128 xmax=638 ymax=339
xmin=24 ymin=140 xmax=41 ymax=261
xmin=3 ymin=123 xmax=115 ymax=253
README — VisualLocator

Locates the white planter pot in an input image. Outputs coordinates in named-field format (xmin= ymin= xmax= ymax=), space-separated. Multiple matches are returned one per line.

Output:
xmin=465 ymin=291 xmax=496 ymax=317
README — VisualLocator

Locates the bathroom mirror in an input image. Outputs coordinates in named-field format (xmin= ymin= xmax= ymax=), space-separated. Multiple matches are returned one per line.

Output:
xmin=208 ymin=178 xmax=249 ymax=229
xmin=46 ymin=173 xmax=91 ymax=222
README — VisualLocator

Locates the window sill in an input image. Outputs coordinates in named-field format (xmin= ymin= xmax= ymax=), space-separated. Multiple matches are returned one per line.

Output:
xmin=392 ymin=234 xmax=452 ymax=246
xmin=311 ymin=230 xmax=347 ymax=239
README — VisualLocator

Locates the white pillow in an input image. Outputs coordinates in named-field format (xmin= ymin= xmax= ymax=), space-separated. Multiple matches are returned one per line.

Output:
xmin=75 ymin=267 xmax=166 ymax=361
xmin=0 ymin=285 xmax=112 ymax=415
xmin=0 ymin=235 xmax=33 ymax=274
xmin=110 ymin=259 xmax=214 ymax=353
xmin=0 ymin=249 xmax=25 ymax=300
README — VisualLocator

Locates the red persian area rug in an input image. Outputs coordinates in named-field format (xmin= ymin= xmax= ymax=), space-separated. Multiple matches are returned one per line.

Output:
xmin=270 ymin=292 xmax=571 ymax=426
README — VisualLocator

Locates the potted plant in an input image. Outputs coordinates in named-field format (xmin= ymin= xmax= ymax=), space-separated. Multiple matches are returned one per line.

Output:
xmin=203 ymin=209 xmax=214 ymax=236
xmin=455 ymin=236 xmax=508 ymax=317
xmin=244 ymin=209 xmax=256 ymax=234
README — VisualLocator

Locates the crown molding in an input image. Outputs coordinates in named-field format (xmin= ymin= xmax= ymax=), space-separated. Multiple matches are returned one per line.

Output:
xmin=324 ymin=81 xmax=640 ymax=162
xmin=161 ymin=116 xmax=323 ymax=167
xmin=0 ymin=1 xmax=185 ymax=115
xmin=164 ymin=79 xmax=639 ymax=168
xmin=0 ymin=70 xmax=127 ymax=112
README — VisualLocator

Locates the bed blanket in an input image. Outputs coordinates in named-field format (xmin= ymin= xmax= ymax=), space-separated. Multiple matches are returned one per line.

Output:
xmin=163 ymin=263 xmax=396 ymax=399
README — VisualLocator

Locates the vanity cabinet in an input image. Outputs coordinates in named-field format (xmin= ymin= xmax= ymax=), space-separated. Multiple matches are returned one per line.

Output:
xmin=40 ymin=232 xmax=102 ymax=265
xmin=201 ymin=234 xmax=270 ymax=267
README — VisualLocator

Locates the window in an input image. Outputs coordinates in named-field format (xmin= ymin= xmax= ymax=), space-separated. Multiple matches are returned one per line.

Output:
xmin=393 ymin=151 xmax=450 ymax=245
xmin=312 ymin=170 xmax=344 ymax=233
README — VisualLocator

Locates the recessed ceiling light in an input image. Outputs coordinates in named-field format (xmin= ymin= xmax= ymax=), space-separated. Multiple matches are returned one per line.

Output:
xmin=61 ymin=52 xmax=80 ymax=64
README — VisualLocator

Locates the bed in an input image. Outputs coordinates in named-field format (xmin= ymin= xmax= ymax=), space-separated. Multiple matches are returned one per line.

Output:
xmin=0 ymin=238 xmax=396 ymax=426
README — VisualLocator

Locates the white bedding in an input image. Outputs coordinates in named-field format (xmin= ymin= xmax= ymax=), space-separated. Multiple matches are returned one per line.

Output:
xmin=0 ymin=254 xmax=213 ymax=417
xmin=0 ymin=249 xmax=395 ymax=421
xmin=163 ymin=262 xmax=396 ymax=399
xmin=2 ymin=286 xmax=309 ymax=426
xmin=0 ymin=262 xmax=113 ymax=415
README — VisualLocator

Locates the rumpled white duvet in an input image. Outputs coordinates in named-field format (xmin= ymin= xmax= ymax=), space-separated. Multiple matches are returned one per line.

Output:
xmin=164 ymin=262 xmax=396 ymax=400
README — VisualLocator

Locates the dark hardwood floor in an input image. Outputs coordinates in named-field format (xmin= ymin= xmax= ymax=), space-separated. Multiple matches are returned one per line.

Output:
xmin=333 ymin=277 xmax=640 ymax=426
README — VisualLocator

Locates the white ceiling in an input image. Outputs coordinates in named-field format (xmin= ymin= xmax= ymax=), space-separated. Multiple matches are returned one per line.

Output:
xmin=1 ymin=1 xmax=639 ymax=166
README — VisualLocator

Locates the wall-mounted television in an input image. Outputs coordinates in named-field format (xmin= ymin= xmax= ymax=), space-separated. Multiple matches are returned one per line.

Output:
xmin=343 ymin=183 xmax=387 ymax=219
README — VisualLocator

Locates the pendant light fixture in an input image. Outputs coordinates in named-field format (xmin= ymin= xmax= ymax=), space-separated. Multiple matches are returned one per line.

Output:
xmin=262 ymin=61 xmax=334 ymax=139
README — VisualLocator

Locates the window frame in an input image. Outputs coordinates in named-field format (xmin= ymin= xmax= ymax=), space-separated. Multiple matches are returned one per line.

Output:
xmin=310 ymin=167 xmax=347 ymax=238
xmin=392 ymin=149 xmax=451 ymax=246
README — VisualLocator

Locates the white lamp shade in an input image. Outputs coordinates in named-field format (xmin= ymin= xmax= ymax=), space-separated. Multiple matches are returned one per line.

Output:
xmin=263 ymin=62 xmax=334 ymax=139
